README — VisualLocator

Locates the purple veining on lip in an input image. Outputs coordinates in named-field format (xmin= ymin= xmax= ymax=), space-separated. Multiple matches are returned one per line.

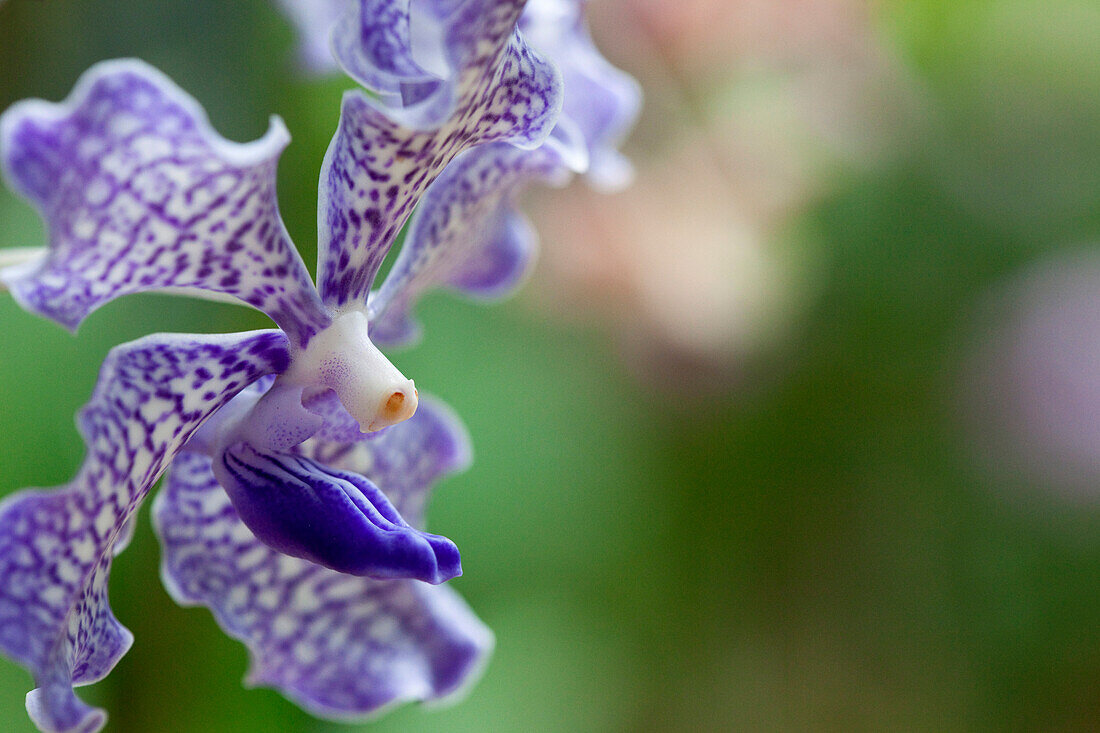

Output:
xmin=0 ymin=330 xmax=289 ymax=733
xmin=154 ymin=396 xmax=488 ymax=719
xmin=369 ymin=141 xmax=568 ymax=346
xmin=0 ymin=60 xmax=331 ymax=345
xmin=215 ymin=441 xmax=461 ymax=582
xmin=317 ymin=0 xmax=563 ymax=307
xmin=299 ymin=388 xmax=472 ymax=523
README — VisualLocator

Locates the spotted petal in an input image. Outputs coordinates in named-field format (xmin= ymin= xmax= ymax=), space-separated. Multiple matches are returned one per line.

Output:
xmin=335 ymin=0 xmax=552 ymax=130
xmin=369 ymin=141 xmax=569 ymax=347
xmin=317 ymin=0 xmax=563 ymax=307
xmin=0 ymin=60 xmax=330 ymax=345
xmin=0 ymin=330 xmax=289 ymax=733
xmin=153 ymin=397 xmax=489 ymax=720
xmin=330 ymin=0 xmax=439 ymax=106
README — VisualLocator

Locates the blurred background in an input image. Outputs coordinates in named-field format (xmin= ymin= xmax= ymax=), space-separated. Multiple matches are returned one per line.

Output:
xmin=2 ymin=0 xmax=1100 ymax=730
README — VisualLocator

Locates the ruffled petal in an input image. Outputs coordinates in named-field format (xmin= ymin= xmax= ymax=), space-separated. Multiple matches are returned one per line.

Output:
xmin=0 ymin=330 xmax=289 ymax=733
xmin=369 ymin=141 xmax=568 ymax=347
xmin=317 ymin=0 xmax=563 ymax=307
xmin=0 ymin=60 xmax=330 ymax=344
xmin=522 ymin=0 xmax=642 ymax=191
xmin=330 ymin=0 xmax=439 ymax=105
xmin=335 ymin=0 xmax=557 ymax=132
xmin=213 ymin=441 xmax=460 ymax=583
xmin=153 ymin=398 xmax=489 ymax=720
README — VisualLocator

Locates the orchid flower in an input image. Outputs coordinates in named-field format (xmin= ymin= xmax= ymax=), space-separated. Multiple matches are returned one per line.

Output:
xmin=279 ymin=0 xmax=641 ymax=346
xmin=0 ymin=1 xmax=563 ymax=730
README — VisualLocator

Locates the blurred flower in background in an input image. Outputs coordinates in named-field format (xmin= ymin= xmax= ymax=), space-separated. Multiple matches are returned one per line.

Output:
xmin=945 ymin=2 xmax=1100 ymax=511
xmin=528 ymin=0 xmax=920 ymax=388
xmin=902 ymin=0 xmax=1100 ymax=235
xmin=961 ymin=250 xmax=1100 ymax=503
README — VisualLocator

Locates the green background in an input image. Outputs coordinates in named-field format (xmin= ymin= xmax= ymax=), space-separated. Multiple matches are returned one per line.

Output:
xmin=2 ymin=0 xmax=1100 ymax=730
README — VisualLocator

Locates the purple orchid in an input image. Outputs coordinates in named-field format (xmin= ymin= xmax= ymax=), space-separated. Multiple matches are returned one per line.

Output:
xmin=0 ymin=1 xmax=565 ymax=731
xmin=280 ymin=0 xmax=641 ymax=345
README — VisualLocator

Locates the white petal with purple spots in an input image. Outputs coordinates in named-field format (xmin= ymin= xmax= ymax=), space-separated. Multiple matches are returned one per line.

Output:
xmin=0 ymin=60 xmax=330 ymax=344
xmin=317 ymin=0 xmax=563 ymax=307
xmin=369 ymin=141 xmax=568 ymax=346
xmin=352 ymin=0 xmax=640 ymax=345
xmin=0 ymin=330 xmax=289 ymax=733
xmin=330 ymin=0 xmax=439 ymax=105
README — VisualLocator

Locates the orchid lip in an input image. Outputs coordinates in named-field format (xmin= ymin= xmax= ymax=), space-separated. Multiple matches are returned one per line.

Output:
xmin=216 ymin=442 xmax=461 ymax=584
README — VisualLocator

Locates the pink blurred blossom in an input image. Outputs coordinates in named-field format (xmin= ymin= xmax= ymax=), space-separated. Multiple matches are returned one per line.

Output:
xmin=527 ymin=0 xmax=917 ymax=387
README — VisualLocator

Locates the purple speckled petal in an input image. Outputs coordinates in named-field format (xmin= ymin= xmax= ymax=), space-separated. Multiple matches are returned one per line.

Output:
xmin=335 ymin=0 xmax=555 ymax=131
xmin=330 ymin=0 xmax=438 ymax=106
xmin=317 ymin=0 xmax=563 ymax=307
xmin=0 ymin=60 xmax=330 ymax=344
xmin=369 ymin=141 xmax=568 ymax=347
xmin=153 ymin=397 xmax=489 ymax=720
xmin=0 ymin=330 xmax=289 ymax=733
xmin=521 ymin=0 xmax=642 ymax=191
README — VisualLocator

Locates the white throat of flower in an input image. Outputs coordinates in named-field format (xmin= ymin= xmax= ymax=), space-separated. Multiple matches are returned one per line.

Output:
xmin=285 ymin=310 xmax=418 ymax=432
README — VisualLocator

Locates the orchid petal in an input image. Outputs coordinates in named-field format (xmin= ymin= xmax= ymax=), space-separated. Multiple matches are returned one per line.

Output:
xmin=330 ymin=0 xmax=439 ymax=106
xmin=369 ymin=141 xmax=568 ymax=347
xmin=0 ymin=330 xmax=289 ymax=733
xmin=521 ymin=0 xmax=642 ymax=191
xmin=335 ymin=0 xmax=553 ymax=131
xmin=153 ymin=398 xmax=489 ymax=720
xmin=0 ymin=60 xmax=330 ymax=344
xmin=213 ymin=441 xmax=461 ymax=583
xmin=317 ymin=1 xmax=563 ymax=307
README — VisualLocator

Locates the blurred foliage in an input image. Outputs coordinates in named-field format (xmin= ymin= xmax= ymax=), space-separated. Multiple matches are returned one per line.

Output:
xmin=1 ymin=0 xmax=1100 ymax=731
